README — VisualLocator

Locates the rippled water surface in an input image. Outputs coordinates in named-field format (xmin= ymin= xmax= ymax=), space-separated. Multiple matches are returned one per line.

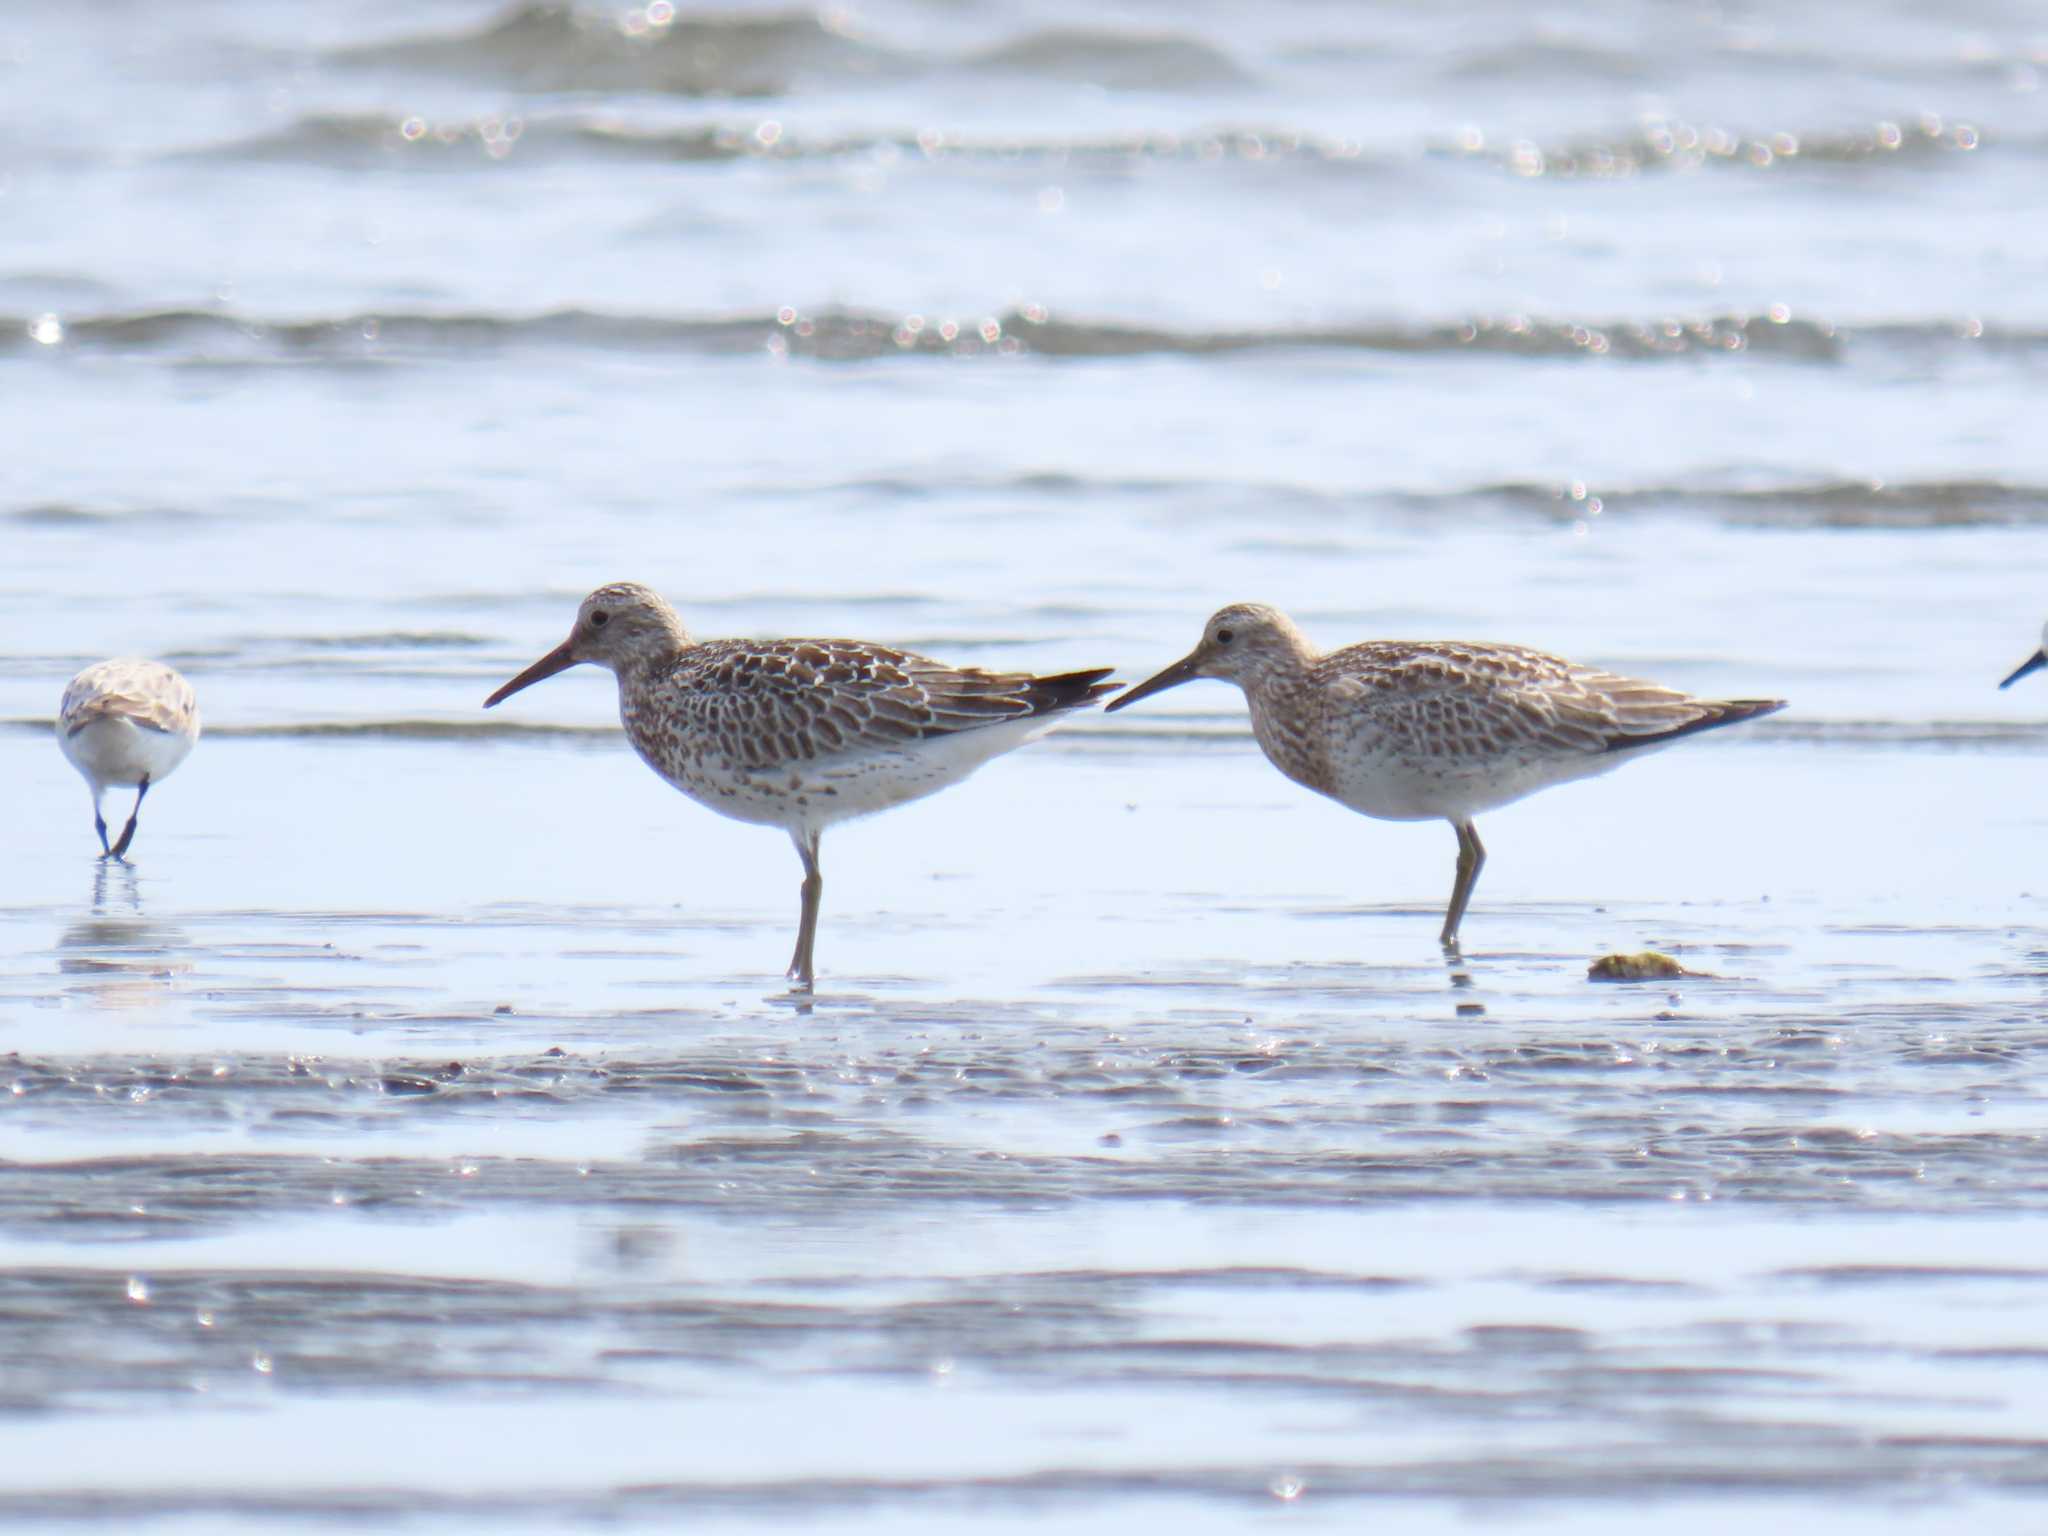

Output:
xmin=6 ymin=0 xmax=2048 ymax=1529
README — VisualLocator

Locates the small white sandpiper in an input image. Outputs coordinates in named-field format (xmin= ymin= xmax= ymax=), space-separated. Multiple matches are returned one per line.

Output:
xmin=56 ymin=658 xmax=201 ymax=859
xmin=485 ymin=582 xmax=1116 ymax=988
xmin=1999 ymin=621 xmax=2048 ymax=689
xmin=1108 ymin=603 xmax=1784 ymax=948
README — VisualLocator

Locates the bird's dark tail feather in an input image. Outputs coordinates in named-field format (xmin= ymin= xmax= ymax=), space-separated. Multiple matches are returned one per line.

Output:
xmin=1025 ymin=667 xmax=1121 ymax=716
xmin=1603 ymin=697 xmax=1787 ymax=753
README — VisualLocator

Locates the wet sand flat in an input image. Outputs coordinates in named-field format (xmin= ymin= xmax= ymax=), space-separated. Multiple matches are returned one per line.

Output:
xmin=5 ymin=727 xmax=2048 ymax=1528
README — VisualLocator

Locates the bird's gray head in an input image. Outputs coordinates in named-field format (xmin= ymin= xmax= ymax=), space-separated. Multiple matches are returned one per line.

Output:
xmin=484 ymin=582 xmax=690 ymax=708
xmin=1107 ymin=603 xmax=1315 ymax=712
xmin=565 ymin=583 xmax=689 ymax=670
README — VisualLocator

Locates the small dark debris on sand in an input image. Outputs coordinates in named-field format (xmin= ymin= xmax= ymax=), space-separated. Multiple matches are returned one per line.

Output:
xmin=1587 ymin=950 xmax=1713 ymax=983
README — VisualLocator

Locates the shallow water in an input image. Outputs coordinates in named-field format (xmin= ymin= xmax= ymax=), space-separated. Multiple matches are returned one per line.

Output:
xmin=6 ymin=0 xmax=2048 ymax=1528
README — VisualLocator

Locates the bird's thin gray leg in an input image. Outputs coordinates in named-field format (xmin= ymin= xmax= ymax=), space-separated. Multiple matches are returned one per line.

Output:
xmin=1440 ymin=819 xmax=1485 ymax=950
xmin=787 ymin=829 xmax=822 ymax=990
xmin=110 ymin=775 xmax=151 ymax=861
xmin=93 ymin=791 xmax=111 ymax=858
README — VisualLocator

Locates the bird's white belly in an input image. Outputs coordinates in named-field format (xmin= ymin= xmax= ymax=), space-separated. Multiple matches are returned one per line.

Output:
xmin=1319 ymin=739 xmax=1639 ymax=823
xmin=59 ymin=717 xmax=195 ymax=790
xmin=643 ymin=714 xmax=1058 ymax=833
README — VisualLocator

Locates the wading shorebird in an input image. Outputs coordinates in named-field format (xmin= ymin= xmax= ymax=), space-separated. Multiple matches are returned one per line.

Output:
xmin=1999 ymin=622 xmax=2048 ymax=688
xmin=484 ymin=583 xmax=1117 ymax=989
xmin=56 ymin=659 xmax=201 ymax=859
xmin=1107 ymin=604 xmax=1784 ymax=949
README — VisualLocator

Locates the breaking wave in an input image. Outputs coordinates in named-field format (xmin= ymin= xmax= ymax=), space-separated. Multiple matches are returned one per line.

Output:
xmin=335 ymin=4 xmax=904 ymax=96
xmin=6 ymin=713 xmax=2042 ymax=753
xmin=174 ymin=109 xmax=2006 ymax=180
xmin=760 ymin=473 xmax=2048 ymax=531
xmin=333 ymin=4 xmax=1245 ymax=96
xmin=10 ymin=304 xmax=2032 ymax=366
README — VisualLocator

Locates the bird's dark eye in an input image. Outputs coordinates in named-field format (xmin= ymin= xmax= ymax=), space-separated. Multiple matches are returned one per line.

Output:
xmin=592 ymin=611 xmax=610 ymax=628
xmin=1216 ymin=628 xmax=1234 ymax=644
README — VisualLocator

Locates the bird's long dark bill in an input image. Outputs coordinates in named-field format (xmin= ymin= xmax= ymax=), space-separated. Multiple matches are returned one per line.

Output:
xmin=1104 ymin=652 xmax=1202 ymax=713
xmin=484 ymin=640 xmax=578 ymax=707
xmin=1999 ymin=650 xmax=2047 ymax=690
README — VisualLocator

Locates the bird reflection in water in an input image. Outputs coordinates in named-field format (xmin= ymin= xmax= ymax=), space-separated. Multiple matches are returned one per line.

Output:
xmin=58 ymin=861 xmax=192 ymax=1010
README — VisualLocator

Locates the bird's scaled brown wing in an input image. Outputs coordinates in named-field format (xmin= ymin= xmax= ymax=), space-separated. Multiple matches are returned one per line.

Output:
xmin=1322 ymin=641 xmax=1766 ymax=763
xmin=671 ymin=639 xmax=1114 ymax=769
xmin=61 ymin=665 xmax=196 ymax=738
